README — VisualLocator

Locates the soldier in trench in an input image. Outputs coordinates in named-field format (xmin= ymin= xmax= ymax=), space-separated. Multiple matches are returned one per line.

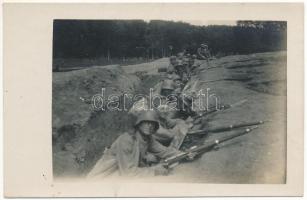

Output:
xmin=189 ymin=55 xmax=200 ymax=72
xmin=172 ymin=60 xmax=190 ymax=85
xmin=197 ymin=44 xmax=211 ymax=66
xmin=87 ymin=111 xmax=181 ymax=179
xmin=152 ymin=79 xmax=193 ymax=149
xmin=167 ymin=56 xmax=178 ymax=74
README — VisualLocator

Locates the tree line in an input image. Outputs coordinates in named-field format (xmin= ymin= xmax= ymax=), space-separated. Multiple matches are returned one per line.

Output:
xmin=53 ymin=20 xmax=286 ymax=60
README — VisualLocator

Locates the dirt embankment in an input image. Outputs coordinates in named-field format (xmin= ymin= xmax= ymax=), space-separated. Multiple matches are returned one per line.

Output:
xmin=53 ymin=65 xmax=143 ymax=177
xmin=163 ymin=51 xmax=287 ymax=183
xmin=52 ymin=58 xmax=169 ymax=177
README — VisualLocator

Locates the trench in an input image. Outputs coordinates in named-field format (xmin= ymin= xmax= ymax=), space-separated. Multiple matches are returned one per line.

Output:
xmin=52 ymin=67 xmax=163 ymax=178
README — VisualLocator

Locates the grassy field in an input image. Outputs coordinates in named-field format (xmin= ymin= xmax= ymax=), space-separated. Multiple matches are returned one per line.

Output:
xmin=53 ymin=57 xmax=156 ymax=72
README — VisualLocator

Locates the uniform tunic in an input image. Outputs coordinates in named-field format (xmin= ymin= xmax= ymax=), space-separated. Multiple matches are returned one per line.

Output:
xmin=167 ymin=63 xmax=176 ymax=74
xmin=87 ymin=131 xmax=179 ymax=179
xmin=197 ymin=47 xmax=211 ymax=60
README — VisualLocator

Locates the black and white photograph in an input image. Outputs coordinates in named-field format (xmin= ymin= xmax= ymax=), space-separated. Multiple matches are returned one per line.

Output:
xmin=4 ymin=3 xmax=304 ymax=197
xmin=52 ymin=19 xmax=287 ymax=183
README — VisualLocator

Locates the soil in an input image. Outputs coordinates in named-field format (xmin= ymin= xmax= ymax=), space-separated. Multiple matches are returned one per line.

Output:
xmin=53 ymin=51 xmax=286 ymax=183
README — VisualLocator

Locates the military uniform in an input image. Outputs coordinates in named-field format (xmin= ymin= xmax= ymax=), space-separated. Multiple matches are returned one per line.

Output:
xmin=153 ymin=80 xmax=192 ymax=149
xmin=188 ymin=55 xmax=201 ymax=74
xmin=197 ymin=44 xmax=211 ymax=61
xmin=167 ymin=56 xmax=178 ymax=74
xmin=172 ymin=60 xmax=189 ymax=84
xmin=87 ymin=111 xmax=180 ymax=179
xmin=87 ymin=131 xmax=179 ymax=179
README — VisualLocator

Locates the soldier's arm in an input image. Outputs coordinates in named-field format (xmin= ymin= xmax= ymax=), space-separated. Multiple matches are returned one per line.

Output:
xmin=116 ymin=134 xmax=157 ymax=177
xmin=155 ymin=126 xmax=176 ymax=140
xmin=167 ymin=64 xmax=175 ymax=74
xmin=206 ymin=50 xmax=211 ymax=58
xmin=197 ymin=48 xmax=206 ymax=59
xmin=149 ymin=137 xmax=181 ymax=159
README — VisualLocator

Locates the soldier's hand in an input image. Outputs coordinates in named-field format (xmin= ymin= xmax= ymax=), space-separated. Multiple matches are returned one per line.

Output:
xmin=186 ymin=152 xmax=197 ymax=161
xmin=153 ymin=164 xmax=169 ymax=176
xmin=145 ymin=153 xmax=158 ymax=164
xmin=213 ymin=145 xmax=220 ymax=151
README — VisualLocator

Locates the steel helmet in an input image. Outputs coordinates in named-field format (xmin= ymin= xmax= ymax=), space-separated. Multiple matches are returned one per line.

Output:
xmin=182 ymin=58 xmax=189 ymax=65
xmin=169 ymin=56 xmax=176 ymax=61
xmin=171 ymin=74 xmax=181 ymax=81
xmin=201 ymin=44 xmax=208 ymax=48
xmin=161 ymin=79 xmax=175 ymax=90
xmin=135 ymin=111 xmax=160 ymax=130
xmin=175 ymin=60 xmax=184 ymax=67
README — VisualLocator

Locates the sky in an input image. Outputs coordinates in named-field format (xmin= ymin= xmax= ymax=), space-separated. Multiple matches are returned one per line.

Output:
xmin=182 ymin=20 xmax=237 ymax=26
xmin=143 ymin=19 xmax=237 ymax=26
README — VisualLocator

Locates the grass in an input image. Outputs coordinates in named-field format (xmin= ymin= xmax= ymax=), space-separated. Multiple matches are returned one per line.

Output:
xmin=53 ymin=57 xmax=157 ymax=72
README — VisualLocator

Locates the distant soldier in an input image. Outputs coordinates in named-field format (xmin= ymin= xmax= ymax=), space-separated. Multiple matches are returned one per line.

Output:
xmin=159 ymin=79 xmax=177 ymax=97
xmin=170 ymin=74 xmax=184 ymax=93
xmin=189 ymin=54 xmax=201 ymax=73
xmin=177 ymin=52 xmax=185 ymax=60
xmin=182 ymin=57 xmax=191 ymax=78
xmin=87 ymin=111 xmax=180 ymax=179
xmin=174 ymin=60 xmax=189 ymax=84
xmin=153 ymin=79 xmax=179 ymax=113
xmin=184 ymin=53 xmax=191 ymax=58
xmin=197 ymin=44 xmax=211 ymax=66
xmin=167 ymin=56 xmax=178 ymax=74
xmin=168 ymin=45 xmax=173 ymax=56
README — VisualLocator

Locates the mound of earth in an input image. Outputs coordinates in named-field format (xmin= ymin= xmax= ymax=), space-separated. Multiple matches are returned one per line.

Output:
xmin=152 ymin=51 xmax=287 ymax=183
xmin=52 ymin=65 xmax=141 ymax=177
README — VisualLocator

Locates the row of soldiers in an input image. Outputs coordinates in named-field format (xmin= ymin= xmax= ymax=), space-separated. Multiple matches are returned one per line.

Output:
xmin=87 ymin=52 xmax=206 ymax=179
xmin=167 ymin=53 xmax=200 ymax=84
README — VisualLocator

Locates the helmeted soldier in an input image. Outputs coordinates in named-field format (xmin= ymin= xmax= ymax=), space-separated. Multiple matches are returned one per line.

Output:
xmin=182 ymin=57 xmax=190 ymax=66
xmin=152 ymin=76 xmax=177 ymax=97
xmin=197 ymin=44 xmax=211 ymax=65
xmin=87 ymin=111 xmax=180 ymax=179
xmin=167 ymin=56 xmax=178 ymax=74
xmin=150 ymin=79 xmax=192 ymax=149
xmin=184 ymin=53 xmax=191 ymax=58
xmin=174 ymin=60 xmax=189 ymax=84
xmin=152 ymin=79 xmax=178 ymax=111
xmin=177 ymin=52 xmax=184 ymax=60
xmin=160 ymin=79 xmax=176 ymax=97
xmin=171 ymin=74 xmax=183 ymax=92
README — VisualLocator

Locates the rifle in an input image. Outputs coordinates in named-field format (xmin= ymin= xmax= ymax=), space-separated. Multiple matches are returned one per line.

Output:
xmin=80 ymin=97 xmax=92 ymax=104
xmin=172 ymin=99 xmax=248 ymax=150
xmin=161 ymin=126 xmax=258 ymax=169
xmin=188 ymin=120 xmax=266 ymax=135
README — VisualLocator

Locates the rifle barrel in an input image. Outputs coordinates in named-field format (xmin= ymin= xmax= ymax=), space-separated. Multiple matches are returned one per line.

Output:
xmin=164 ymin=126 xmax=258 ymax=167
xmin=208 ymin=121 xmax=264 ymax=133
xmin=188 ymin=121 xmax=264 ymax=135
